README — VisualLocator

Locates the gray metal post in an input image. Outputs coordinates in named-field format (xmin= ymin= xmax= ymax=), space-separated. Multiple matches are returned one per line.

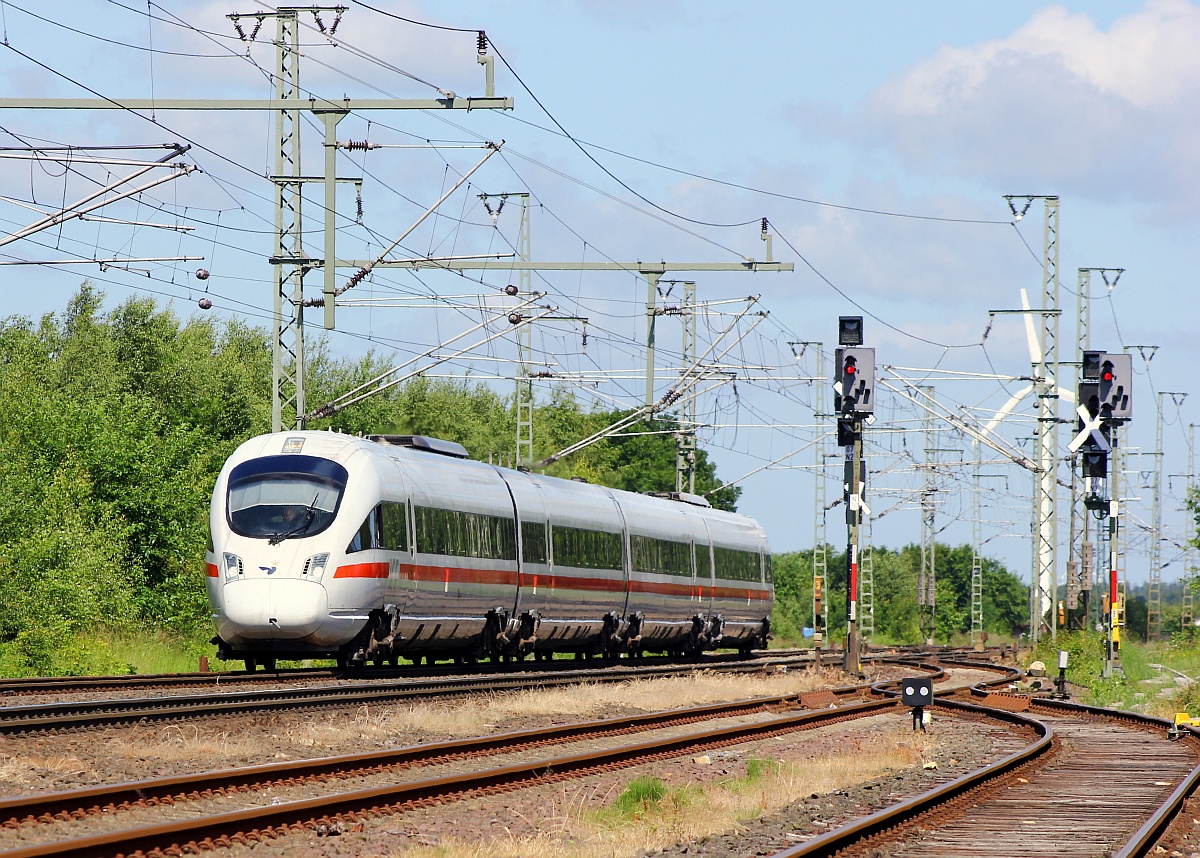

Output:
xmin=676 ymin=281 xmax=697 ymax=492
xmin=1104 ymin=427 xmax=1123 ymax=678
xmin=844 ymin=431 xmax=863 ymax=673
xmin=919 ymin=385 xmax=936 ymax=642
xmin=971 ymin=439 xmax=984 ymax=647
xmin=809 ymin=343 xmax=828 ymax=652
xmin=1002 ymin=195 xmax=1060 ymax=642
xmin=1184 ymin=425 xmax=1197 ymax=629
xmin=270 ymin=10 xmax=303 ymax=432
xmin=645 ymin=273 xmax=661 ymax=409
xmin=321 ymin=110 xmax=348 ymax=330
xmin=1151 ymin=391 xmax=1166 ymax=640
xmin=513 ymin=195 xmax=533 ymax=467
xmin=1035 ymin=196 xmax=1061 ymax=639
xmin=859 ymin=512 xmax=875 ymax=644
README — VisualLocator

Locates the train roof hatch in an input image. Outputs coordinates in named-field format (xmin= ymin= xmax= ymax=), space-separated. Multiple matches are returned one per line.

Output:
xmin=367 ymin=434 xmax=470 ymax=459
xmin=645 ymin=491 xmax=712 ymax=508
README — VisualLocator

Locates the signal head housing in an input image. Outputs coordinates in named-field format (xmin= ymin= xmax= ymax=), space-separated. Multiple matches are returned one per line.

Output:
xmin=838 ymin=316 xmax=864 ymax=346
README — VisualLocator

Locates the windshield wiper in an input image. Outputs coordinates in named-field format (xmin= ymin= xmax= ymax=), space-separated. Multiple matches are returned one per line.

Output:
xmin=268 ymin=495 xmax=319 ymax=546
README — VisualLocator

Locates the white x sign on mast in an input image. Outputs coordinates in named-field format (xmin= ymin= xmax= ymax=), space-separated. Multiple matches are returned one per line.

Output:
xmin=849 ymin=484 xmax=872 ymax=518
xmin=1068 ymin=404 xmax=1111 ymax=454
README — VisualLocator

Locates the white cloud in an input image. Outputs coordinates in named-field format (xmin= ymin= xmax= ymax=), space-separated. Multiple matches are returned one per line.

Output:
xmin=860 ymin=0 xmax=1200 ymax=218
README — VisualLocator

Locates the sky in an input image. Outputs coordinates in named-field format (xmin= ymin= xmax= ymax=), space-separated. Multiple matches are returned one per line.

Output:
xmin=0 ymin=1 xmax=1196 ymax=593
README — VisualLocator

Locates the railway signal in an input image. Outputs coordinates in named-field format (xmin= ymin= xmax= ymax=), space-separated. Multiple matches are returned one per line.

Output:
xmin=1098 ymin=352 xmax=1133 ymax=421
xmin=835 ymin=347 xmax=876 ymax=415
xmin=1074 ymin=348 xmax=1131 ymax=679
xmin=901 ymin=676 xmax=932 ymax=732
xmin=833 ymin=316 xmax=875 ymax=674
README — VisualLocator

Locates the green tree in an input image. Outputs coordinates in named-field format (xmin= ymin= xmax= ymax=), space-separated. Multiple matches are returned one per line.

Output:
xmin=769 ymin=542 xmax=1027 ymax=647
xmin=0 ymin=285 xmax=745 ymax=676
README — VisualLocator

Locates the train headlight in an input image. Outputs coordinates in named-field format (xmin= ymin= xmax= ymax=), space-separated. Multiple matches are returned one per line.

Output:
xmin=222 ymin=552 xmax=243 ymax=580
xmin=304 ymin=552 xmax=330 ymax=580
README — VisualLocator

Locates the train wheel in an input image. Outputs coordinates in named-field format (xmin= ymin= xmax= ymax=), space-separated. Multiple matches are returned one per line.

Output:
xmin=261 ymin=658 xmax=277 ymax=672
xmin=243 ymin=657 xmax=257 ymax=672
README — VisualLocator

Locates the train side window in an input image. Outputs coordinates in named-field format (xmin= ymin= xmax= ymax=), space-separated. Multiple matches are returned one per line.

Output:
xmin=630 ymin=534 xmax=691 ymax=576
xmin=415 ymin=505 xmax=516 ymax=561
xmin=763 ymin=553 xmax=773 ymax=585
xmin=696 ymin=542 xmax=712 ymax=579
xmin=346 ymin=505 xmax=381 ymax=554
xmin=521 ymin=520 xmax=548 ymax=564
xmin=380 ymin=502 xmax=408 ymax=551
xmin=552 ymin=525 xmax=623 ymax=571
xmin=714 ymin=546 xmax=759 ymax=582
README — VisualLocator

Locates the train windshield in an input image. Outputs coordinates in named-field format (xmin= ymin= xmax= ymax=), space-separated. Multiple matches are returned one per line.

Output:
xmin=227 ymin=455 xmax=348 ymax=541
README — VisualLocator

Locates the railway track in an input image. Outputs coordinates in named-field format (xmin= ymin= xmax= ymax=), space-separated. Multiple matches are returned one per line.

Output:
xmin=764 ymin=676 xmax=1200 ymax=858
xmin=0 ymin=649 xmax=814 ymax=698
xmin=0 ymin=653 xmax=845 ymax=734
xmin=0 ymin=660 xmax=999 ymax=857
xmin=0 ymin=645 xmax=980 ymax=700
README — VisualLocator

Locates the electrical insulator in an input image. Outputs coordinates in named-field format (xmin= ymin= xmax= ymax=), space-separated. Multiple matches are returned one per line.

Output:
xmin=195 ymin=268 xmax=209 ymax=281
xmin=477 ymin=31 xmax=488 ymax=54
xmin=197 ymin=297 xmax=213 ymax=310
xmin=507 ymin=312 xmax=522 ymax=325
xmin=505 ymin=284 xmax=519 ymax=296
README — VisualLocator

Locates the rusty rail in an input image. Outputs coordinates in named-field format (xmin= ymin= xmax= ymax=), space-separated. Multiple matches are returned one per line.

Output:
xmin=0 ymin=697 xmax=901 ymax=857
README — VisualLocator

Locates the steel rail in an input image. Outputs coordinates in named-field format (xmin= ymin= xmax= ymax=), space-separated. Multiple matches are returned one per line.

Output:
xmin=0 ymin=662 xmax=920 ymax=827
xmin=767 ymin=696 xmax=1053 ymax=857
xmin=0 ymin=656 xmax=830 ymax=734
xmin=0 ymin=650 xmax=829 ymax=697
xmin=1115 ymin=743 xmax=1200 ymax=858
xmin=0 ymin=691 xmax=808 ymax=824
xmin=1027 ymin=698 xmax=1200 ymax=858
xmin=767 ymin=664 xmax=1197 ymax=858
xmin=0 ymin=697 xmax=903 ymax=858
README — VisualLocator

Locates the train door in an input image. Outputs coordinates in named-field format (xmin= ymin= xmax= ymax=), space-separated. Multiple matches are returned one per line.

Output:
xmin=602 ymin=488 xmax=633 ymax=626
xmin=385 ymin=459 xmax=416 ymax=617
xmin=500 ymin=471 xmax=544 ymax=621
xmin=695 ymin=516 xmax=716 ymax=616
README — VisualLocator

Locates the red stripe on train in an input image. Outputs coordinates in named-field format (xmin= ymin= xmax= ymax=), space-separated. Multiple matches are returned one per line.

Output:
xmin=341 ymin=560 xmax=769 ymax=601
xmin=329 ymin=556 xmax=770 ymax=602
xmin=333 ymin=562 xmax=391 ymax=579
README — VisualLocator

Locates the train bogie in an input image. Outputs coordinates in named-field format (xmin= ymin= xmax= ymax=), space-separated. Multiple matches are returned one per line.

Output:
xmin=207 ymin=431 xmax=773 ymax=669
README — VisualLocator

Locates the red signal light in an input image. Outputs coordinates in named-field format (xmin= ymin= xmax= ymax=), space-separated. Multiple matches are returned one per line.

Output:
xmin=1102 ymin=370 xmax=1114 ymax=382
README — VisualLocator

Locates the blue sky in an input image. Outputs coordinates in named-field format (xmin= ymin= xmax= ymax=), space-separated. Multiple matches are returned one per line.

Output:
xmin=0 ymin=1 xmax=1196 ymax=589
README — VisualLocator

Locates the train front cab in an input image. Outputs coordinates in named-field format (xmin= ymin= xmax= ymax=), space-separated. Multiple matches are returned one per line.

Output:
xmin=207 ymin=434 xmax=385 ymax=669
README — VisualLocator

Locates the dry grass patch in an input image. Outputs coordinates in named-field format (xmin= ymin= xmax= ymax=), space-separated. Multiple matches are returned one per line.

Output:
xmin=287 ymin=668 xmax=860 ymax=751
xmin=383 ymin=723 xmax=934 ymax=858
xmin=89 ymin=667 xmax=862 ymax=767
xmin=0 ymin=753 xmax=96 ymax=787
xmin=103 ymin=723 xmax=287 ymax=765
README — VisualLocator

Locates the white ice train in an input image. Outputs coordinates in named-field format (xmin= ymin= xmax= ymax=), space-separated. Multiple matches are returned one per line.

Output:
xmin=206 ymin=431 xmax=773 ymax=670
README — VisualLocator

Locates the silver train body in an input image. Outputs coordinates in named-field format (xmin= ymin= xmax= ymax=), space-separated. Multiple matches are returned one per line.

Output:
xmin=206 ymin=431 xmax=773 ymax=668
